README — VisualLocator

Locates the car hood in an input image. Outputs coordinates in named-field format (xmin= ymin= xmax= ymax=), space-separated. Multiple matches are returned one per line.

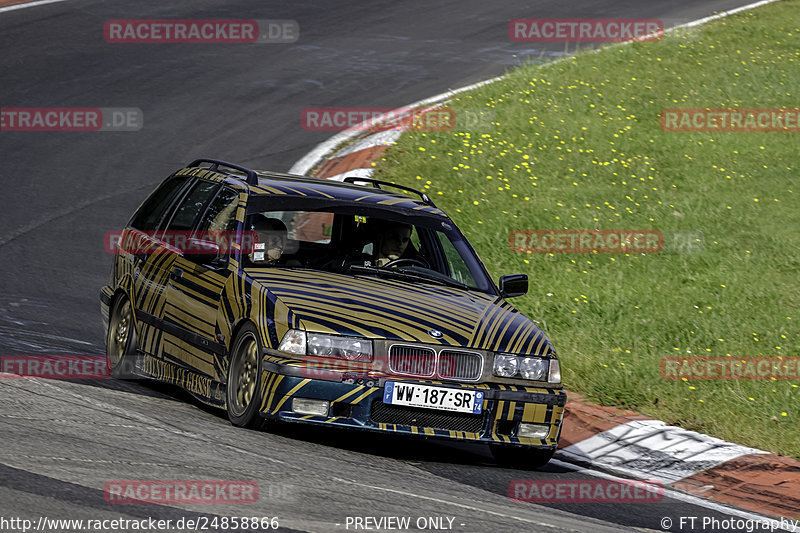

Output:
xmin=245 ymin=268 xmax=555 ymax=356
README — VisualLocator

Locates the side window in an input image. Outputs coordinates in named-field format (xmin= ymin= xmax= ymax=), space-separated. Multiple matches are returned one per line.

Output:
xmin=198 ymin=187 xmax=240 ymax=232
xmin=165 ymin=180 xmax=220 ymax=231
xmin=289 ymin=211 xmax=334 ymax=244
xmin=129 ymin=176 xmax=190 ymax=231
xmin=437 ymin=232 xmax=477 ymax=287
xmin=410 ymin=227 xmax=422 ymax=252
xmin=193 ymin=187 xmax=241 ymax=264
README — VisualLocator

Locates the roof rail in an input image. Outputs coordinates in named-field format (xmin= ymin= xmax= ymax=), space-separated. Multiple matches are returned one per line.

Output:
xmin=189 ymin=158 xmax=259 ymax=186
xmin=342 ymin=176 xmax=437 ymax=207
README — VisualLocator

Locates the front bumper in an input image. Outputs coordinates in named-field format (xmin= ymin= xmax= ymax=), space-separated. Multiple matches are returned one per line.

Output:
xmin=259 ymin=354 xmax=566 ymax=448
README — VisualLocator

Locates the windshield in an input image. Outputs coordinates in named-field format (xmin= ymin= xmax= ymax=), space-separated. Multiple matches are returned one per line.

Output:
xmin=242 ymin=205 xmax=494 ymax=293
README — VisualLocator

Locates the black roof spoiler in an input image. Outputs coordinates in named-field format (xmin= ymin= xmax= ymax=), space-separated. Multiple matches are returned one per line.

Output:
xmin=189 ymin=158 xmax=259 ymax=186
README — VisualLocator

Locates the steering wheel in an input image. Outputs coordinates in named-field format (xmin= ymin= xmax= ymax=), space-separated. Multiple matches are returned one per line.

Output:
xmin=382 ymin=257 xmax=429 ymax=269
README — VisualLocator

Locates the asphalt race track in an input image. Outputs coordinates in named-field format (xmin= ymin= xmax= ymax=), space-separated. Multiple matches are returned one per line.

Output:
xmin=0 ymin=1 xmax=778 ymax=532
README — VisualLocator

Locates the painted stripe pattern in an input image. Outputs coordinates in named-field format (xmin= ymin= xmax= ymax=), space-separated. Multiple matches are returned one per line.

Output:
xmin=246 ymin=269 xmax=555 ymax=356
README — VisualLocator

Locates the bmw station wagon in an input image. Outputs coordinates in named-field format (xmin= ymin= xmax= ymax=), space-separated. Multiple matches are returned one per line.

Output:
xmin=100 ymin=159 xmax=566 ymax=467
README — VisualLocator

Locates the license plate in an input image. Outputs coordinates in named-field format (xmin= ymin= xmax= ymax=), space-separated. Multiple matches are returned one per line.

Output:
xmin=383 ymin=382 xmax=483 ymax=414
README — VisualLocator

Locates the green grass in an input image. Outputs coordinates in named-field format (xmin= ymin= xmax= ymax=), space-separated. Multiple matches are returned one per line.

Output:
xmin=372 ymin=2 xmax=800 ymax=458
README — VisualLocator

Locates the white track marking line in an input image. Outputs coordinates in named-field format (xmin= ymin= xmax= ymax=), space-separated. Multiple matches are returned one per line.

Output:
xmin=679 ymin=0 xmax=779 ymax=28
xmin=0 ymin=0 xmax=71 ymax=13
xmin=288 ymin=0 xmax=781 ymax=177
xmin=549 ymin=457 xmax=796 ymax=531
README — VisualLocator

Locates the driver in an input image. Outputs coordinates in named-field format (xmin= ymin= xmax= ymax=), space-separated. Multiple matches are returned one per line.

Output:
xmin=248 ymin=215 xmax=288 ymax=265
xmin=373 ymin=220 xmax=412 ymax=267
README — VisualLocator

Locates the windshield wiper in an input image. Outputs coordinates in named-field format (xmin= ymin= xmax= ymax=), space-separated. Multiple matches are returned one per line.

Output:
xmin=347 ymin=265 xmax=469 ymax=290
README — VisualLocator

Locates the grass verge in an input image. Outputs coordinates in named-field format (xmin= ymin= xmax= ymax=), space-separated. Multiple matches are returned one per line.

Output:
xmin=372 ymin=2 xmax=800 ymax=458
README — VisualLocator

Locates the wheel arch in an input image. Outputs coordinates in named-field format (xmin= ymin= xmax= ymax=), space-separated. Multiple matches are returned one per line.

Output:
xmin=110 ymin=275 xmax=138 ymax=336
xmin=227 ymin=317 xmax=260 ymax=357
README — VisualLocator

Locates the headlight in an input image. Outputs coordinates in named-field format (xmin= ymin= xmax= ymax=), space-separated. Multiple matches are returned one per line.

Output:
xmin=519 ymin=357 xmax=547 ymax=381
xmin=308 ymin=333 xmax=372 ymax=360
xmin=278 ymin=329 xmax=372 ymax=360
xmin=494 ymin=353 xmax=559 ymax=383
xmin=493 ymin=354 xmax=519 ymax=377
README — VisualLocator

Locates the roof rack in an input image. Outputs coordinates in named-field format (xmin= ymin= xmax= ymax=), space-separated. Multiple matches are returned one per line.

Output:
xmin=189 ymin=158 xmax=259 ymax=186
xmin=342 ymin=176 xmax=437 ymax=207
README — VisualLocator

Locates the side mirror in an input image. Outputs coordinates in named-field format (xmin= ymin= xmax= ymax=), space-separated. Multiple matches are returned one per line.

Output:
xmin=499 ymin=274 xmax=528 ymax=298
xmin=183 ymin=238 xmax=222 ymax=265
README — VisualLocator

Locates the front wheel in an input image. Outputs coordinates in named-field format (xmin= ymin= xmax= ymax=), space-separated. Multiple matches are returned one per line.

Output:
xmin=226 ymin=324 xmax=264 ymax=428
xmin=489 ymin=444 xmax=555 ymax=469
xmin=106 ymin=293 xmax=136 ymax=378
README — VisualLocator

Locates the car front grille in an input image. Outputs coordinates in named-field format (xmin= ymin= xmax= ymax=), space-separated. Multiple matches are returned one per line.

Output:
xmin=370 ymin=400 xmax=484 ymax=433
xmin=439 ymin=350 xmax=482 ymax=380
xmin=388 ymin=344 xmax=483 ymax=381
xmin=388 ymin=345 xmax=436 ymax=377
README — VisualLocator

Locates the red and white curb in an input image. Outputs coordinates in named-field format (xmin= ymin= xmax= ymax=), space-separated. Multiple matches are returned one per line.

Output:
xmin=288 ymin=82 xmax=500 ymax=178
xmin=559 ymin=395 xmax=799 ymax=518
xmin=287 ymin=0 xmax=799 ymax=521
xmin=312 ymin=130 xmax=404 ymax=182
xmin=560 ymin=419 xmax=766 ymax=484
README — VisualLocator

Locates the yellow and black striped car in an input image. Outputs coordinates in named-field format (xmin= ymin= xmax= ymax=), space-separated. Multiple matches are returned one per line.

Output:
xmin=100 ymin=159 xmax=565 ymax=467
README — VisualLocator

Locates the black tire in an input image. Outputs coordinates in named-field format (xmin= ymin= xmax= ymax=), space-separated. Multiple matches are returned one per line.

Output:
xmin=490 ymin=444 xmax=555 ymax=469
xmin=106 ymin=293 xmax=137 ymax=378
xmin=226 ymin=323 xmax=264 ymax=428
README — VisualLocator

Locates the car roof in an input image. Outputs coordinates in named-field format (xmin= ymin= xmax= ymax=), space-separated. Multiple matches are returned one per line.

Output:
xmin=175 ymin=161 xmax=448 ymax=217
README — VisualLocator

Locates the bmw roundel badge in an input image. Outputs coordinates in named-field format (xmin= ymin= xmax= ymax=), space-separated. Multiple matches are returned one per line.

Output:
xmin=428 ymin=329 xmax=443 ymax=339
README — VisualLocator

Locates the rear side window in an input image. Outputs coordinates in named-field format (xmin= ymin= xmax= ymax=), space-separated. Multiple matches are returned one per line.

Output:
xmin=129 ymin=176 xmax=190 ymax=231
xmin=198 ymin=187 xmax=241 ymax=232
xmin=165 ymin=180 xmax=220 ymax=231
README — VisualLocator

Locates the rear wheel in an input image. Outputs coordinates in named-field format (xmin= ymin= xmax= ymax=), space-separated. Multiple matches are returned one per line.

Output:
xmin=226 ymin=324 xmax=264 ymax=428
xmin=106 ymin=293 xmax=136 ymax=378
xmin=490 ymin=444 xmax=555 ymax=469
